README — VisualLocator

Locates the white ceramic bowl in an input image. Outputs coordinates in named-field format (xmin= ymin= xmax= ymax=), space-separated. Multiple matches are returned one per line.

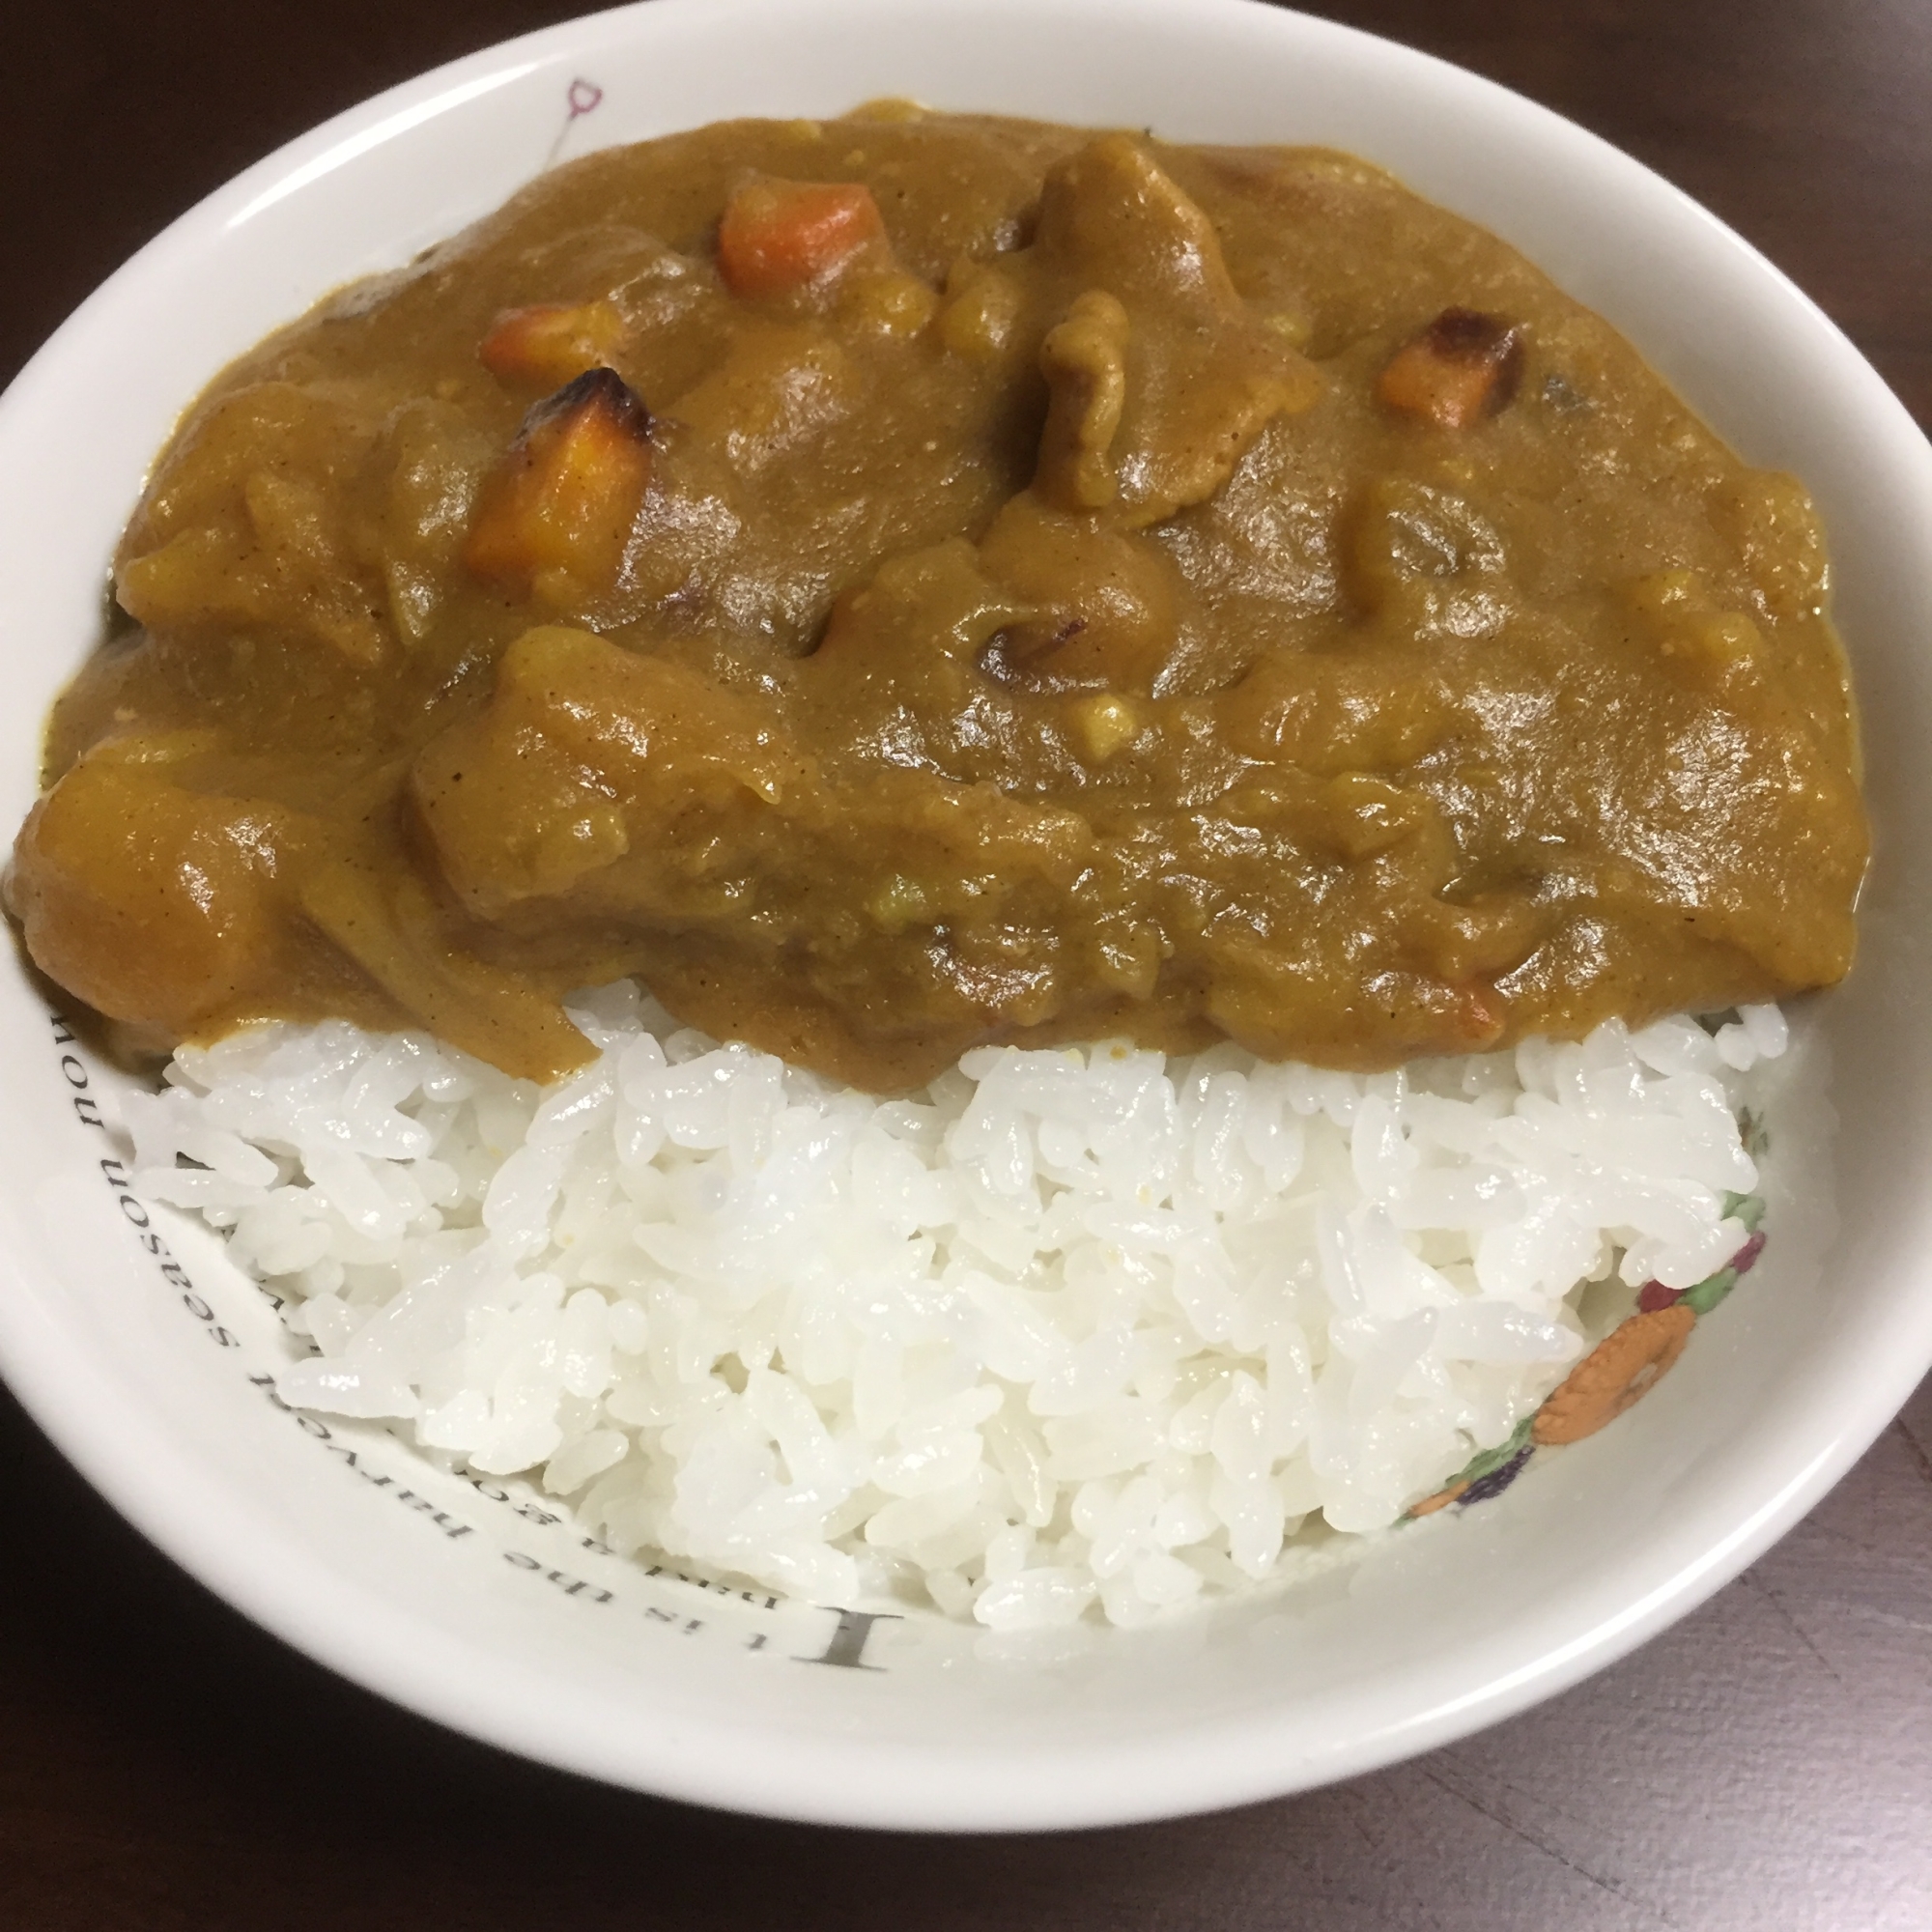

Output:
xmin=1 ymin=0 xmax=1928 ymax=1833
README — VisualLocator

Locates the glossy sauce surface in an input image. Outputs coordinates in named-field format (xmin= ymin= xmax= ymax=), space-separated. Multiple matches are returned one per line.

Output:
xmin=8 ymin=108 xmax=1868 ymax=1087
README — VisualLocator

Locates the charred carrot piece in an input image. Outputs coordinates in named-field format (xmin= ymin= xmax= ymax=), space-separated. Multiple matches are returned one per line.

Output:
xmin=1378 ymin=307 xmax=1524 ymax=429
xmin=717 ymin=178 xmax=886 ymax=298
xmin=479 ymin=300 xmax=626 ymax=387
xmin=464 ymin=367 xmax=653 ymax=595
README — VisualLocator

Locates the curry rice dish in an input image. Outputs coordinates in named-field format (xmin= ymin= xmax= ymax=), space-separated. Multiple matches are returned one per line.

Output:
xmin=8 ymin=107 xmax=1867 ymax=1627
xmin=8 ymin=106 xmax=1866 ymax=1098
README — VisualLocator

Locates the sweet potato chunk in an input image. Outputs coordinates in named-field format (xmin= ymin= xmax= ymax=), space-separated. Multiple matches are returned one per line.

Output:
xmin=8 ymin=753 xmax=294 ymax=1039
xmin=1378 ymin=308 xmax=1523 ymax=428
xmin=478 ymin=300 xmax=627 ymax=387
xmin=115 ymin=381 xmax=388 ymax=664
xmin=717 ymin=178 xmax=887 ymax=298
xmin=463 ymin=368 xmax=653 ymax=597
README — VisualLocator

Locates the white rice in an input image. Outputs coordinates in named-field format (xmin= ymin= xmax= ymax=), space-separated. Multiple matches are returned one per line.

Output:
xmin=123 ymin=983 xmax=1785 ymax=1630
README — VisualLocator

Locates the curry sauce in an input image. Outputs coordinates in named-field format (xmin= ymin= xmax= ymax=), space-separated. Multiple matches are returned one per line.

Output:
xmin=8 ymin=108 xmax=1867 ymax=1089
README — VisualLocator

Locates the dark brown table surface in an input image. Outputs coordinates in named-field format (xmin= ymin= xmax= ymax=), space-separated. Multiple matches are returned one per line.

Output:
xmin=4 ymin=3 xmax=1929 ymax=1924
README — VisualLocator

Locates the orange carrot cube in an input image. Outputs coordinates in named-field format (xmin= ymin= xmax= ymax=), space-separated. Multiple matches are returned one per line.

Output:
xmin=478 ymin=300 xmax=627 ymax=387
xmin=717 ymin=178 xmax=886 ymax=298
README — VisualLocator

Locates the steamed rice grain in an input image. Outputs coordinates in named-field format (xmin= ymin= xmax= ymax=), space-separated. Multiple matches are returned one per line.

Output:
xmin=124 ymin=983 xmax=1785 ymax=1628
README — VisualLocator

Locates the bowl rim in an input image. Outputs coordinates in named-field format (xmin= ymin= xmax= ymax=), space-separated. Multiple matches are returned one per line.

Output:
xmin=2 ymin=0 xmax=1931 ymax=1833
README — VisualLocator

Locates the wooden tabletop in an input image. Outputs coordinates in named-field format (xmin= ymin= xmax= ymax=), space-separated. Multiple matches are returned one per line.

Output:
xmin=3 ymin=4 xmax=1929 ymax=1924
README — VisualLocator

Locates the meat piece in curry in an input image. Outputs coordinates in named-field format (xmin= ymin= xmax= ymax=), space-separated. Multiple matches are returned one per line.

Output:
xmin=7 ymin=107 xmax=1867 ymax=1090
